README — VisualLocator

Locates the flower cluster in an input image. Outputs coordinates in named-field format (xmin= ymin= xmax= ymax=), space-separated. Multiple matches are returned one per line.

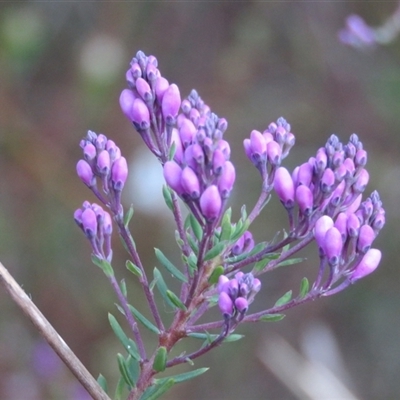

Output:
xmin=217 ymin=272 xmax=261 ymax=322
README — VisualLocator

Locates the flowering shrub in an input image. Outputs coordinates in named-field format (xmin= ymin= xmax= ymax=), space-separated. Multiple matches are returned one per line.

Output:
xmin=71 ymin=50 xmax=385 ymax=399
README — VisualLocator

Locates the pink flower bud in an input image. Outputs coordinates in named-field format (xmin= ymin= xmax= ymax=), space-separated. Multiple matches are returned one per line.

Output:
xmin=267 ymin=140 xmax=282 ymax=166
xmin=218 ymin=275 xmax=229 ymax=293
xmin=218 ymin=161 xmax=236 ymax=199
xmin=314 ymin=215 xmax=334 ymax=249
xmin=181 ymin=166 xmax=200 ymax=199
xmin=345 ymin=194 xmax=362 ymax=215
xmin=355 ymin=149 xmax=367 ymax=167
xmin=83 ymin=143 xmax=96 ymax=161
xmin=163 ymin=161 xmax=183 ymax=194
xmin=295 ymin=185 xmax=313 ymax=216
xmin=131 ymin=98 xmax=150 ymax=128
xmin=320 ymin=168 xmax=335 ymax=194
xmin=81 ymin=208 xmax=97 ymax=239
xmin=200 ymin=185 xmax=222 ymax=221
xmin=323 ymin=227 xmax=343 ymax=265
xmin=135 ymin=77 xmax=153 ymax=102
xmin=155 ymin=77 xmax=169 ymax=103
xmin=334 ymin=212 xmax=348 ymax=241
xmin=179 ymin=118 xmax=196 ymax=147
xmin=250 ymin=130 xmax=266 ymax=156
xmin=111 ymin=156 xmax=128 ymax=191
xmin=212 ymin=149 xmax=226 ymax=176
xmin=103 ymin=211 xmax=113 ymax=236
xmin=349 ymin=248 xmax=381 ymax=283
xmin=235 ymin=297 xmax=249 ymax=313
xmin=353 ymin=168 xmax=369 ymax=193
xmin=162 ymin=84 xmax=181 ymax=121
xmin=76 ymin=160 xmax=95 ymax=187
xmin=97 ymin=150 xmax=111 ymax=175
xmin=218 ymin=291 xmax=233 ymax=316
xmin=297 ymin=162 xmax=313 ymax=187
xmin=357 ymin=224 xmax=375 ymax=253
xmin=347 ymin=213 xmax=360 ymax=237
xmin=119 ymin=89 xmax=136 ymax=121
xmin=274 ymin=167 xmax=295 ymax=208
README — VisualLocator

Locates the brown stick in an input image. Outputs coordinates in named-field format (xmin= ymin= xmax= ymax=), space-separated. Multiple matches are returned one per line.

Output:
xmin=0 ymin=262 xmax=111 ymax=400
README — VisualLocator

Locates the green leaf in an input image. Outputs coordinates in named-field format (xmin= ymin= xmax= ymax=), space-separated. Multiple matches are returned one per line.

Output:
xmin=120 ymin=279 xmax=127 ymax=298
xmin=140 ymin=378 xmax=175 ymax=400
xmin=274 ymin=290 xmax=293 ymax=307
xmin=91 ymin=254 xmax=114 ymax=277
xmin=153 ymin=346 xmax=167 ymax=372
xmin=154 ymin=248 xmax=188 ymax=283
xmin=97 ymin=374 xmax=108 ymax=393
xmin=204 ymin=241 xmax=226 ymax=261
xmin=166 ymin=290 xmax=187 ymax=311
xmin=208 ymin=265 xmax=225 ymax=284
xmin=117 ymin=353 xmax=135 ymax=389
xmin=114 ymin=376 xmax=125 ymax=400
xmin=276 ymin=257 xmax=304 ymax=268
xmin=187 ymin=333 xmax=244 ymax=343
xmin=259 ymin=313 xmax=286 ymax=322
xmin=182 ymin=252 xmax=197 ymax=277
xmin=224 ymin=333 xmax=245 ymax=342
xmin=168 ymin=141 xmax=176 ymax=161
xmin=153 ymin=268 xmax=176 ymax=309
xmin=162 ymin=185 xmax=174 ymax=211
xmin=241 ymin=204 xmax=248 ymax=220
xmin=230 ymin=218 xmax=250 ymax=242
xmin=188 ymin=214 xmax=203 ymax=242
xmin=299 ymin=277 xmax=309 ymax=298
xmin=154 ymin=367 xmax=209 ymax=385
xmin=108 ymin=313 xmax=140 ymax=361
xmin=220 ymin=208 xmax=232 ymax=242
xmin=128 ymin=305 xmax=160 ymax=334
xmin=126 ymin=260 xmax=143 ymax=278
xmin=124 ymin=204 xmax=134 ymax=227
xmin=127 ymin=356 xmax=140 ymax=387
xmin=252 ymin=252 xmax=280 ymax=272
xmin=174 ymin=230 xmax=184 ymax=249
xmin=187 ymin=234 xmax=199 ymax=254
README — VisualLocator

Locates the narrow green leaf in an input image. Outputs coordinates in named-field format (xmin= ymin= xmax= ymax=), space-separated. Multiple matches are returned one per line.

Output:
xmin=153 ymin=346 xmax=167 ymax=372
xmin=276 ymin=257 xmax=304 ymax=268
xmin=230 ymin=218 xmax=250 ymax=242
xmin=208 ymin=265 xmax=225 ymax=284
xmin=127 ymin=355 xmax=140 ymax=386
xmin=219 ymin=208 xmax=232 ymax=242
xmin=259 ymin=313 xmax=286 ymax=322
xmin=224 ymin=334 xmax=245 ymax=342
xmin=124 ymin=204 xmax=134 ymax=227
xmin=117 ymin=353 xmax=134 ymax=389
xmin=187 ymin=234 xmax=199 ymax=254
xmin=97 ymin=374 xmax=108 ymax=393
xmin=140 ymin=379 xmax=175 ymax=400
xmin=114 ymin=376 xmax=125 ymax=400
xmin=153 ymin=268 xmax=176 ymax=309
xmin=187 ymin=333 xmax=244 ymax=342
xmin=120 ymin=279 xmax=127 ymax=298
xmin=274 ymin=290 xmax=293 ymax=307
xmin=189 ymin=214 xmax=203 ymax=242
xmin=252 ymin=252 xmax=280 ymax=272
xmin=166 ymin=290 xmax=187 ymax=311
xmin=168 ymin=141 xmax=176 ymax=161
xmin=204 ymin=241 xmax=225 ymax=261
xmin=154 ymin=248 xmax=188 ymax=283
xmin=128 ymin=305 xmax=160 ymax=334
xmin=186 ymin=252 xmax=198 ymax=276
xmin=108 ymin=313 xmax=140 ymax=361
xmin=299 ymin=277 xmax=309 ymax=298
xmin=91 ymin=254 xmax=114 ymax=277
xmin=174 ymin=230 xmax=184 ymax=248
xmin=162 ymin=185 xmax=173 ymax=211
xmin=126 ymin=260 xmax=143 ymax=278
xmin=154 ymin=367 xmax=209 ymax=385
xmin=241 ymin=204 xmax=247 ymax=220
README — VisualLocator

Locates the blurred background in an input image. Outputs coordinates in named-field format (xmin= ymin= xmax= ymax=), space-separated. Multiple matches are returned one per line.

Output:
xmin=0 ymin=2 xmax=399 ymax=399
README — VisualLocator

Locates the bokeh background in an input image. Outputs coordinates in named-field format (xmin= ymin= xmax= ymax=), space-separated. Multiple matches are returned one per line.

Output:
xmin=0 ymin=2 xmax=399 ymax=399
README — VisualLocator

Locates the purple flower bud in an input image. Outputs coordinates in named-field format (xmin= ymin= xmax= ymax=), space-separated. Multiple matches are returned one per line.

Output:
xmin=232 ymin=236 xmax=244 ymax=256
xmin=218 ymin=291 xmax=233 ymax=316
xmin=314 ymin=216 xmax=334 ymax=249
xmin=345 ymin=194 xmax=362 ymax=216
xmin=347 ymin=213 xmax=361 ymax=237
xmin=267 ymin=140 xmax=282 ymax=166
xmin=200 ymin=185 xmax=222 ymax=221
xmin=252 ymin=278 xmax=261 ymax=293
xmin=296 ymin=163 xmax=313 ymax=188
xmin=119 ymin=89 xmax=136 ymax=121
xmin=217 ymin=140 xmax=231 ymax=159
xmin=315 ymin=148 xmax=328 ymax=173
xmin=349 ymin=248 xmax=381 ymax=283
xmin=74 ymin=208 xmax=83 ymax=226
xmin=163 ymin=161 xmax=183 ymax=194
xmin=235 ymin=271 xmax=244 ymax=281
xmin=353 ymin=168 xmax=369 ymax=193
xmin=323 ymin=227 xmax=343 ymax=265
xmin=106 ymin=140 xmax=119 ymax=162
xmin=334 ymin=212 xmax=348 ymax=241
xmin=250 ymin=130 xmax=266 ymax=157
xmin=97 ymin=150 xmax=111 ymax=175
xmin=357 ymin=224 xmax=375 ymax=253
xmin=111 ymin=156 xmax=128 ymax=191
xmin=227 ymin=278 xmax=239 ymax=298
xmin=218 ymin=275 xmax=229 ymax=293
xmin=295 ymin=185 xmax=313 ymax=216
xmin=239 ymin=283 xmax=249 ymax=297
xmin=243 ymin=138 xmax=252 ymax=161
xmin=320 ymin=168 xmax=335 ymax=194
xmin=130 ymin=62 xmax=142 ymax=79
xmin=181 ymin=166 xmax=200 ymax=199
xmin=179 ymin=118 xmax=196 ymax=147
xmin=343 ymin=158 xmax=355 ymax=174
xmin=132 ymin=98 xmax=150 ymax=129
xmin=83 ymin=143 xmax=96 ymax=161
xmin=372 ymin=210 xmax=385 ymax=233
xmin=218 ymin=161 xmax=236 ymax=199
xmin=81 ymin=208 xmax=97 ymax=239
xmin=103 ymin=211 xmax=113 ymax=236
xmin=332 ymin=151 xmax=344 ymax=167
xmin=335 ymin=164 xmax=347 ymax=182
xmin=135 ymin=77 xmax=153 ymax=102
xmin=243 ymin=231 xmax=255 ymax=253
xmin=274 ymin=167 xmax=295 ymax=208
xmin=212 ymin=149 xmax=226 ymax=176
xmin=95 ymin=134 xmax=107 ymax=151
xmin=76 ymin=160 xmax=95 ymax=187
xmin=189 ymin=108 xmax=200 ymax=126
xmin=355 ymin=149 xmax=367 ymax=167
xmin=162 ymin=84 xmax=181 ymax=122
xmin=217 ymin=118 xmax=228 ymax=133
xmin=181 ymin=99 xmax=191 ymax=115
xmin=339 ymin=15 xmax=376 ymax=49
xmin=155 ymin=77 xmax=169 ymax=103
xmin=235 ymin=297 xmax=248 ymax=313
xmin=262 ymin=131 xmax=274 ymax=144
xmin=275 ymin=126 xmax=286 ymax=145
